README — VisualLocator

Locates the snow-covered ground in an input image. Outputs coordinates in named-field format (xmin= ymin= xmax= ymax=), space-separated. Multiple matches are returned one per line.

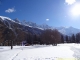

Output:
xmin=0 ymin=44 xmax=80 ymax=60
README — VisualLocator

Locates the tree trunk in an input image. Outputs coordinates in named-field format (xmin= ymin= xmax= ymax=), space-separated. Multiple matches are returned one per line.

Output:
xmin=11 ymin=40 xmax=13 ymax=49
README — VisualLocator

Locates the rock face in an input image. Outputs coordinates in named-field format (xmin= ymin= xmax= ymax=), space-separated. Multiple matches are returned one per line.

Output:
xmin=0 ymin=16 xmax=42 ymax=46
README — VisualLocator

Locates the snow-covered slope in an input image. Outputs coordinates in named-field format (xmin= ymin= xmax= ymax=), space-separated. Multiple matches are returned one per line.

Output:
xmin=22 ymin=20 xmax=80 ymax=35
xmin=0 ymin=16 xmax=80 ymax=36
xmin=20 ymin=18 xmax=80 ymax=35
xmin=55 ymin=27 xmax=80 ymax=35
xmin=22 ymin=21 xmax=52 ymax=30
xmin=0 ymin=16 xmax=43 ymax=34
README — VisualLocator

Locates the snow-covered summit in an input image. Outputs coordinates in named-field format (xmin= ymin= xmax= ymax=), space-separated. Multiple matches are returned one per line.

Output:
xmin=0 ymin=16 xmax=15 ymax=22
xmin=0 ymin=16 xmax=11 ymax=20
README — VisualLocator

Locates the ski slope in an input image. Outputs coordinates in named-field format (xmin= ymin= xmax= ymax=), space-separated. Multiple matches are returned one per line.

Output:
xmin=0 ymin=44 xmax=80 ymax=60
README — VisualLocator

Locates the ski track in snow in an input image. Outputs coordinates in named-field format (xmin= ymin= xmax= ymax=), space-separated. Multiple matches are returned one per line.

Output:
xmin=71 ymin=46 xmax=80 ymax=60
xmin=9 ymin=50 xmax=22 ymax=60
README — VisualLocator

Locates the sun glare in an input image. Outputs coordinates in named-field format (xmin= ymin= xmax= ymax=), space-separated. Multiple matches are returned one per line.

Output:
xmin=71 ymin=3 xmax=80 ymax=16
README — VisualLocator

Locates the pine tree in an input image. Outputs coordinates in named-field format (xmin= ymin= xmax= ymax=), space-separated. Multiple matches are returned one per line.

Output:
xmin=33 ymin=35 xmax=38 ymax=44
xmin=72 ymin=34 xmax=75 ymax=43
xmin=11 ymin=40 xmax=13 ymax=49
xmin=66 ymin=35 xmax=68 ymax=43
xmin=76 ymin=33 xmax=80 ymax=43
xmin=61 ymin=35 xmax=64 ymax=43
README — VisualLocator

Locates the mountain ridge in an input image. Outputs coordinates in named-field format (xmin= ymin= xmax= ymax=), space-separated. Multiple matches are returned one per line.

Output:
xmin=0 ymin=16 xmax=80 ymax=36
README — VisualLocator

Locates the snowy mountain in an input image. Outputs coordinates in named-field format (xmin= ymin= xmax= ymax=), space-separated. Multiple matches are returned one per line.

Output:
xmin=21 ymin=20 xmax=52 ymax=30
xmin=0 ymin=16 xmax=42 ymax=35
xmin=0 ymin=16 xmax=80 ymax=36
xmin=23 ymin=21 xmax=80 ymax=35
xmin=21 ymin=20 xmax=80 ymax=35
xmin=0 ymin=16 xmax=43 ymax=46
xmin=55 ymin=27 xmax=80 ymax=35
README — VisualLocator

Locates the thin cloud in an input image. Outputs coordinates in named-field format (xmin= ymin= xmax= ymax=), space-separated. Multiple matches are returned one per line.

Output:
xmin=5 ymin=8 xmax=16 ymax=13
xmin=65 ymin=0 xmax=76 ymax=5
xmin=46 ymin=19 xmax=49 ymax=21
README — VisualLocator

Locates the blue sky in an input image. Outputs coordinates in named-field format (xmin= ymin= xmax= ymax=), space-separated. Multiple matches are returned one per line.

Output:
xmin=0 ymin=0 xmax=80 ymax=29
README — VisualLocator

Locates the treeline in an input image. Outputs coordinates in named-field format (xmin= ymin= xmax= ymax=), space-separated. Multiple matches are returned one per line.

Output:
xmin=20 ymin=29 xmax=61 ymax=46
xmin=1 ymin=28 xmax=80 ymax=46
xmin=28 ymin=29 xmax=80 ymax=45
xmin=0 ymin=29 xmax=61 ymax=46
xmin=61 ymin=33 xmax=80 ymax=43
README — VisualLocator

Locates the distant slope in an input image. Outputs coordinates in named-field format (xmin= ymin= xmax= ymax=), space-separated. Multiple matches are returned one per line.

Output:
xmin=55 ymin=27 xmax=80 ymax=35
